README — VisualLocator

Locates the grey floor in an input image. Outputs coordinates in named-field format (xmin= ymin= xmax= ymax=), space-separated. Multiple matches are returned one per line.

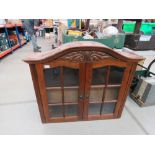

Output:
xmin=0 ymin=37 xmax=155 ymax=135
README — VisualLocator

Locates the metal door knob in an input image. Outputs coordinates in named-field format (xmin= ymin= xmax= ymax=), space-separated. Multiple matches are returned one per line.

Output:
xmin=79 ymin=95 xmax=83 ymax=99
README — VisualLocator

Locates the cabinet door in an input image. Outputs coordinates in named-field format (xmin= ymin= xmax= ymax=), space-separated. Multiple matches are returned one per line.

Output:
xmin=37 ymin=61 xmax=85 ymax=122
xmin=83 ymin=61 xmax=127 ymax=120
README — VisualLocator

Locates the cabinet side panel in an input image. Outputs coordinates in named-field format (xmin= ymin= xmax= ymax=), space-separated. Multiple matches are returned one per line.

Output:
xmin=35 ymin=64 xmax=49 ymax=122
xmin=29 ymin=64 xmax=46 ymax=123
xmin=115 ymin=63 xmax=137 ymax=117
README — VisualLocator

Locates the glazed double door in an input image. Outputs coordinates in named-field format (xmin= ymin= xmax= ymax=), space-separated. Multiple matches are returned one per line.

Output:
xmin=42 ymin=61 xmax=126 ymax=122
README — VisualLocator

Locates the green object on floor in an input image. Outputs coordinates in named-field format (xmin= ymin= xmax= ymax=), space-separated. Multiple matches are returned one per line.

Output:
xmin=123 ymin=22 xmax=155 ymax=34
xmin=62 ymin=30 xmax=125 ymax=49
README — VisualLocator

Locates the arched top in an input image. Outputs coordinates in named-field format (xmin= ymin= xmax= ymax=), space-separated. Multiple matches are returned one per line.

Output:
xmin=23 ymin=41 xmax=144 ymax=64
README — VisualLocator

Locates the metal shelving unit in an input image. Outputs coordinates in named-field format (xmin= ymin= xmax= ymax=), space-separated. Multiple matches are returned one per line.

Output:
xmin=0 ymin=23 xmax=27 ymax=58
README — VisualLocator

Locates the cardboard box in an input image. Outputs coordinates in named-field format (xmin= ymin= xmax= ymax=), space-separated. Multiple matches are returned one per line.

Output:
xmin=44 ymin=19 xmax=53 ymax=28
xmin=6 ymin=19 xmax=22 ymax=25
xmin=131 ymin=77 xmax=155 ymax=107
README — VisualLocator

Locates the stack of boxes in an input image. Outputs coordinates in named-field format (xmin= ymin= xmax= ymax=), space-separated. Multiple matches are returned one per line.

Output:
xmin=0 ymin=33 xmax=10 ymax=52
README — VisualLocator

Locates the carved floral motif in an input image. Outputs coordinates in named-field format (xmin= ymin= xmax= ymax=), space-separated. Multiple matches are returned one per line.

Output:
xmin=58 ymin=51 xmax=114 ymax=63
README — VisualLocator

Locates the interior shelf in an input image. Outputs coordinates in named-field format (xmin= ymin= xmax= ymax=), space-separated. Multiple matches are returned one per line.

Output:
xmin=48 ymin=104 xmax=77 ymax=117
xmin=93 ymin=100 xmax=117 ymax=103
xmin=49 ymin=102 xmax=78 ymax=106
xmin=46 ymin=86 xmax=79 ymax=90
xmin=48 ymin=100 xmax=117 ymax=106
xmin=46 ymin=84 xmax=121 ymax=90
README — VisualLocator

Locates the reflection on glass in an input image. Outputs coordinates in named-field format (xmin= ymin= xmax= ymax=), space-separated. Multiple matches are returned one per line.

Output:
xmin=44 ymin=67 xmax=61 ymax=87
xmin=64 ymin=89 xmax=78 ymax=103
xmin=65 ymin=104 xmax=77 ymax=116
xmin=64 ymin=67 xmax=79 ymax=86
xmin=105 ymin=87 xmax=120 ymax=101
xmin=49 ymin=105 xmax=63 ymax=118
xmin=88 ymin=102 xmax=116 ymax=115
xmin=44 ymin=66 xmax=79 ymax=118
xmin=109 ymin=66 xmax=125 ymax=84
xmin=44 ymin=67 xmax=79 ymax=87
xmin=89 ymin=103 xmax=101 ymax=115
xmin=92 ymin=67 xmax=107 ymax=85
xmin=102 ymin=102 xmax=115 ymax=114
xmin=47 ymin=90 xmax=62 ymax=103
xmin=89 ymin=88 xmax=104 ymax=103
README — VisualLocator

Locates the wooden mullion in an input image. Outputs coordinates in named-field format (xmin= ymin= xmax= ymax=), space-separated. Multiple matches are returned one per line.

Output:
xmin=46 ymin=86 xmax=79 ymax=90
xmin=90 ymin=84 xmax=121 ymax=88
xmin=49 ymin=102 xmax=78 ymax=106
xmin=48 ymin=99 xmax=117 ymax=106
xmin=46 ymin=84 xmax=121 ymax=90
xmin=100 ymin=66 xmax=111 ymax=115
xmin=90 ymin=100 xmax=117 ymax=104
xmin=78 ymin=63 xmax=86 ymax=120
xmin=83 ymin=63 xmax=93 ymax=120
xmin=60 ymin=66 xmax=65 ymax=117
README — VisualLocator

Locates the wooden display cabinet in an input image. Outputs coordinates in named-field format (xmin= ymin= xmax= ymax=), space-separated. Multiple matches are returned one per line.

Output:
xmin=24 ymin=41 xmax=143 ymax=123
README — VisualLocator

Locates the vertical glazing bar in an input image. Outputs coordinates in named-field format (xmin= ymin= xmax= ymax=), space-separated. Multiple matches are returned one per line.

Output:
xmin=60 ymin=66 xmax=65 ymax=117
xmin=100 ymin=66 xmax=110 ymax=115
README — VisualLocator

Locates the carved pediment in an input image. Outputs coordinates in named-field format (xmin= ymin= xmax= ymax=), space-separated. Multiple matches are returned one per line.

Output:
xmin=58 ymin=51 xmax=115 ymax=63
xmin=23 ymin=41 xmax=144 ymax=64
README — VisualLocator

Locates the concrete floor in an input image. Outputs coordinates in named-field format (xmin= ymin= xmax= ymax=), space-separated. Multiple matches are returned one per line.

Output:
xmin=0 ymin=38 xmax=155 ymax=135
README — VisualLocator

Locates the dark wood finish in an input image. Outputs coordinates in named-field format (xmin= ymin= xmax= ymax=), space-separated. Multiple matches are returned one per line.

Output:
xmin=92 ymin=59 xmax=127 ymax=68
xmin=24 ymin=42 xmax=143 ymax=64
xmin=48 ymin=100 xmax=117 ymax=106
xmin=100 ymin=66 xmax=110 ymax=115
xmin=83 ymin=63 xmax=93 ymax=120
xmin=45 ymin=60 xmax=79 ymax=69
xmin=117 ymin=63 xmax=138 ymax=117
xmin=88 ymin=114 xmax=114 ymax=120
xmin=60 ymin=66 xmax=65 ymax=117
xmin=24 ymin=41 xmax=144 ymax=123
xmin=78 ymin=63 xmax=86 ymax=120
xmin=113 ymin=63 xmax=132 ymax=117
xmin=29 ymin=64 xmax=46 ymax=123
xmin=35 ymin=64 xmax=49 ymax=122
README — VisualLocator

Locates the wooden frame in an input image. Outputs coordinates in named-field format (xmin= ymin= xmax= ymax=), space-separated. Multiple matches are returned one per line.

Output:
xmin=24 ymin=41 xmax=143 ymax=123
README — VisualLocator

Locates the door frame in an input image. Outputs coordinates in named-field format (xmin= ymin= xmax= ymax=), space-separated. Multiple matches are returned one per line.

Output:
xmin=82 ymin=59 xmax=130 ymax=120
xmin=36 ymin=61 xmax=86 ymax=123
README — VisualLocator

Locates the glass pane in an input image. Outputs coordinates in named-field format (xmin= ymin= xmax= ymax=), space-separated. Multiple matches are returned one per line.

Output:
xmin=92 ymin=67 xmax=107 ymax=85
xmin=64 ymin=67 xmax=79 ymax=86
xmin=65 ymin=104 xmax=77 ymax=116
xmin=44 ymin=67 xmax=61 ymax=87
xmin=44 ymin=66 xmax=80 ymax=119
xmin=89 ymin=103 xmax=101 ymax=115
xmin=47 ymin=89 xmax=62 ymax=103
xmin=64 ymin=89 xmax=78 ymax=103
xmin=89 ymin=87 xmax=104 ymax=103
xmin=102 ymin=102 xmax=116 ymax=114
xmin=109 ymin=66 xmax=125 ymax=84
xmin=49 ymin=105 xmax=63 ymax=117
xmin=105 ymin=87 xmax=120 ymax=101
